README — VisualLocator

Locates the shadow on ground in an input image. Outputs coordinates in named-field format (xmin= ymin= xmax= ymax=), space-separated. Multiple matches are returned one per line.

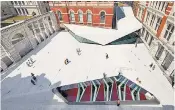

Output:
xmin=1 ymin=71 xmax=66 ymax=109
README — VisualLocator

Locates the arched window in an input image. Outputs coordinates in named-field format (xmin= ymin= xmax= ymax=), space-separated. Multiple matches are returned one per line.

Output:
xmin=87 ymin=10 xmax=92 ymax=23
xmin=69 ymin=11 xmax=75 ymax=22
xmin=100 ymin=11 xmax=105 ymax=23
xmin=12 ymin=34 xmax=25 ymax=45
xmin=22 ymin=1 xmax=25 ymax=5
xmin=57 ymin=11 xmax=63 ymax=21
xmin=78 ymin=10 xmax=83 ymax=23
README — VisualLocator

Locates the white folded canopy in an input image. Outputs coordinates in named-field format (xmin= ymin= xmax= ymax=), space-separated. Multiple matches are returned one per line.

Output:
xmin=63 ymin=7 xmax=142 ymax=45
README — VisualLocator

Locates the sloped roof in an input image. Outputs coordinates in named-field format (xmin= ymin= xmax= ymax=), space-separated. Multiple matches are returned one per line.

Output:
xmin=63 ymin=7 xmax=142 ymax=45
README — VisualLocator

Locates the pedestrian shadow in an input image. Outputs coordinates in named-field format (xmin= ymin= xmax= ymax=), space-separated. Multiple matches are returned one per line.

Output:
xmin=1 ymin=73 xmax=56 ymax=102
xmin=1 ymin=71 xmax=67 ymax=109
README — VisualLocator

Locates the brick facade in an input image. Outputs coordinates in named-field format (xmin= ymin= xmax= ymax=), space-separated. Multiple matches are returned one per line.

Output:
xmin=49 ymin=1 xmax=114 ymax=28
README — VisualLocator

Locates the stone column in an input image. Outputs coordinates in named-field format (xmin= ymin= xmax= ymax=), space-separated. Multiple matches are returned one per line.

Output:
xmin=31 ymin=23 xmax=41 ymax=43
xmin=50 ymin=12 xmax=59 ymax=32
xmin=46 ymin=16 xmax=54 ymax=34
xmin=37 ymin=21 xmax=46 ymax=40
xmin=24 ymin=23 xmax=38 ymax=49
xmin=42 ymin=18 xmax=50 ymax=38
xmin=43 ymin=19 xmax=52 ymax=37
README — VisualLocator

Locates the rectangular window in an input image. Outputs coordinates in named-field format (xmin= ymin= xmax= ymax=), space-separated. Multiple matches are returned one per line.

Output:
xmin=155 ymin=1 xmax=158 ymax=8
xmin=161 ymin=52 xmax=174 ymax=70
xmin=155 ymin=43 xmax=164 ymax=60
xmin=164 ymin=23 xmax=174 ymax=41
xmin=150 ymin=15 xmax=156 ymax=27
xmin=140 ymin=8 xmax=143 ymax=19
xmin=148 ymin=35 xmax=154 ymax=46
xmin=142 ymin=27 xmax=145 ymax=37
xmin=155 ymin=17 xmax=161 ymax=31
xmin=145 ymin=31 xmax=149 ymax=42
xmin=145 ymin=12 xmax=150 ymax=24
xmin=137 ymin=8 xmax=141 ymax=18
xmin=157 ymin=2 xmax=162 ymax=10
xmin=161 ymin=2 xmax=168 ymax=13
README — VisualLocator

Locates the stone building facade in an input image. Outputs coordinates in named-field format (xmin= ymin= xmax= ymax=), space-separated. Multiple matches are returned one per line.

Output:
xmin=133 ymin=1 xmax=174 ymax=79
xmin=0 ymin=11 xmax=59 ymax=72
xmin=10 ymin=1 xmax=50 ymax=16
xmin=1 ymin=1 xmax=17 ymax=20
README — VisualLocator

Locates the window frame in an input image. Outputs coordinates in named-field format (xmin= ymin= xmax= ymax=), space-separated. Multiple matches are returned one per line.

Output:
xmin=87 ymin=10 xmax=92 ymax=23
xmin=155 ymin=43 xmax=164 ymax=60
xmin=155 ymin=16 xmax=162 ymax=31
xmin=148 ymin=35 xmax=154 ymax=46
xmin=100 ymin=11 xmax=106 ymax=24
xmin=145 ymin=11 xmax=151 ymax=25
xmin=161 ymin=52 xmax=174 ymax=70
xmin=150 ymin=14 xmax=156 ymax=27
xmin=163 ymin=22 xmax=174 ymax=41
xmin=78 ymin=10 xmax=84 ymax=23
xmin=145 ymin=31 xmax=149 ymax=42
xmin=69 ymin=10 xmax=75 ymax=22
xmin=57 ymin=11 xmax=63 ymax=21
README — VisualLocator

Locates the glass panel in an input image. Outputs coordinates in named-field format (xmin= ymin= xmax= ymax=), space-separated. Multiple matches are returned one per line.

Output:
xmin=96 ymin=80 xmax=105 ymax=101
xmin=81 ymin=82 xmax=91 ymax=101
xmin=155 ymin=43 xmax=164 ymax=60
xmin=57 ymin=84 xmax=78 ymax=102
xmin=125 ymin=85 xmax=132 ymax=100
xmin=87 ymin=11 xmax=92 ymax=22
xmin=78 ymin=11 xmax=83 ymax=22
xmin=162 ymin=52 xmax=174 ymax=70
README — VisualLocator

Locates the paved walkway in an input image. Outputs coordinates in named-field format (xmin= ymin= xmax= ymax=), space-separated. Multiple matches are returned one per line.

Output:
xmin=1 ymin=31 xmax=174 ymax=109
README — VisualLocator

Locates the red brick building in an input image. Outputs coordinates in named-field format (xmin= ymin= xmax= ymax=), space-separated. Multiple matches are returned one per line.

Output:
xmin=49 ymin=1 xmax=114 ymax=28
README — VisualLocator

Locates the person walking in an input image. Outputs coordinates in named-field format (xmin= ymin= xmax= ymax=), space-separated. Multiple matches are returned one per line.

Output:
xmin=30 ymin=57 xmax=35 ymax=63
xmin=31 ymin=73 xmax=37 ymax=85
xmin=117 ymin=100 xmax=120 ymax=106
xmin=103 ymin=73 xmax=107 ymax=79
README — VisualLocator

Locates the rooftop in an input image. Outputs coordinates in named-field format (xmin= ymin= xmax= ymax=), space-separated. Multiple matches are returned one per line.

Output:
xmin=63 ymin=7 xmax=142 ymax=45
xmin=1 ymin=30 xmax=174 ymax=108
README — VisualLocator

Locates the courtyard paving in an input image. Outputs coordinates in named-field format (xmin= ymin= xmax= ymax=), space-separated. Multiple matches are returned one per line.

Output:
xmin=1 ymin=31 xmax=174 ymax=109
